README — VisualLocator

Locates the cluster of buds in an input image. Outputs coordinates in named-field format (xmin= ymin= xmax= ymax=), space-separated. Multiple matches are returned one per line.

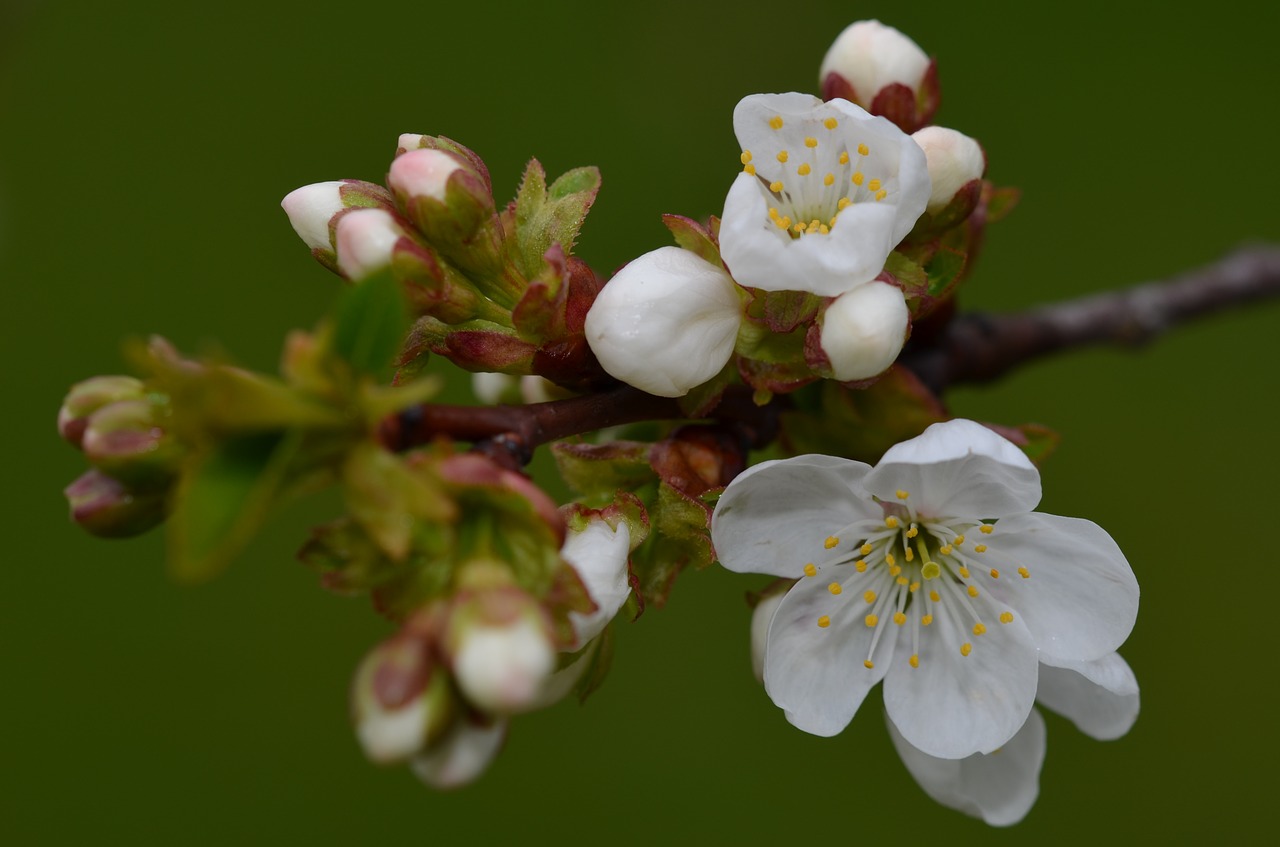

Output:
xmin=585 ymin=20 xmax=998 ymax=401
xmin=58 ymin=375 xmax=180 ymax=537
xmin=283 ymin=136 xmax=609 ymax=390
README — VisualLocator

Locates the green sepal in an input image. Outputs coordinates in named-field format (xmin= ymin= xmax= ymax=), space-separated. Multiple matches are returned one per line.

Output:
xmin=571 ymin=627 xmax=614 ymax=704
xmin=983 ymin=184 xmax=1021 ymax=224
xmin=512 ymin=158 xmax=601 ymax=277
xmin=1011 ymin=423 xmax=1061 ymax=466
xmin=330 ymin=269 xmax=410 ymax=378
xmin=677 ymin=358 xmax=736 ymax=418
xmin=628 ymin=481 xmax=714 ymax=610
xmin=552 ymin=441 xmax=656 ymax=500
xmin=342 ymin=442 xmax=456 ymax=561
xmin=883 ymin=251 xmax=928 ymax=298
xmin=661 ymin=214 xmax=722 ymax=266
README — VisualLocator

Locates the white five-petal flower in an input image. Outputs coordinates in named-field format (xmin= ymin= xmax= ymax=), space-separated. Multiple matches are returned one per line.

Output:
xmin=719 ymin=93 xmax=930 ymax=297
xmin=712 ymin=418 xmax=1139 ymax=759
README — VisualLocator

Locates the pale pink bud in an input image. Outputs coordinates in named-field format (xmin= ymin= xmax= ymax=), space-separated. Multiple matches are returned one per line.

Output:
xmin=912 ymin=126 xmax=986 ymax=213
xmin=334 ymin=208 xmax=406 ymax=280
xmin=820 ymin=20 xmax=930 ymax=106
xmin=388 ymin=149 xmax=462 ymax=204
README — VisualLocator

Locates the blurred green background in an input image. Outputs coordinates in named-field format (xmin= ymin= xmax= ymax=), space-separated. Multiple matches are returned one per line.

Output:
xmin=4 ymin=0 xmax=1278 ymax=843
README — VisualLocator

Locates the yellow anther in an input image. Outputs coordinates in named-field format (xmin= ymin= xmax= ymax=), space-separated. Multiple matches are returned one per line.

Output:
xmin=896 ymin=489 xmax=910 ymax=500
xmin=817 ymin=615 xmax=831 ymax=628
xmin=904 ymin=547 xmax=915 ymax=562
xmin=921 ymin=614 xmax=933 ymax=626
xmin=980 ymin=525 xmax=994 ymax=535
xmin=857 ymin=143 xmax=869 ymax=156
xmin=906 ymin=527 xmax=918 ymax=540
xmin=797 ymin=163 xmax=812 ymax=176
xmin=860 ymin=543 xmax=873 ymax=556
xmin=769 ymin=116 xmax=784 ymax=130
xmin=793 ymin=221 xmax=807 ymax=233
xmin=864 ymin=659 xmax=875 ymax=669
xmin=863 ymin=590 xmax=877 ymax=604
xmin=809 ymin=219 xmax=821 ymax=231
xmin=855 ymin=559 xmax=867 ymax=573
xmin=939 ymin=545 xmax=953 ymax=555
xmin=838 ymin=197 xmax=852 ymax=210
xmin=960 ymin=643 xmax=972 ymax=657
xmin=973 ymin=623 xmax=987 ymax=636
xmin=1018 ymin=567 xmax=1030 ymax=579
xmin=888 ymin=564 xmax=902 ymax=577
xmin=909 ymin=581 xmax=921 ymax=593
xmin=838 ymin=151 xmax=850 ymax=165
xmin=974 ymin=544 xmax=988 ymax=553
xmin=776 ymin=150 xmax=789 ymax=163
xmin=828 ymin=582 xmax=843 ymax=596
xmin=954 ymin=535 xmax=965 ymax=545
xmin=824 ymin=536 xmax=839 ymax=549
xmin=823 ymin=117 xmax=838 ymax=130
xmin=852 ymin=172 xmax=865 ymax=186
xmin=773 ymin=217 xmax=789 ymax=230
xmin=885 ymin=516 xmax=899 ymax=529
xmin=958 ymin=567 xmax=970 ymax=579
xmin=865 ymin=614 xmax=879 ymax=627
xmin=909 ymin=654 xmax=920 ymax=668
xmin=967 ymin=585 xmax=980 ymax=598
xmin=921 ymin=562 xmax=940 ymax=580
xmin=818 ymin=224 xmax=830 ymax=234
xmin=769 ymin=180 xmax=784 ymax=193
xmin=875 ymin=189 xmax=887 ymax=202
xmin=896 ymin=576 xmax=909 ymax=586
xmin=929 ymin=590 xmax=941 ymax=603
xmin=828 ymin=217 xmax=838 ymax=227
xmin=804 ymin=136 xmax=818 ymax=148
xmin=823 ymin=173 xmax=835 ymax=186
xmin=1000 ymin=611 xmax=1015 ymax=624
xmin=803 ymin=563 xmax=818 ymax=577
xmin=989 ymin=568 xmax=1000 ymax=579
xmin=893 ymin=612 xmax=907 ymax=626
xmin=867 ymin=178 xmax=882 ymax=192
xmin=743 ymin=164 xmax=756 ymax=175
xmin=768 ymin=206 xmax=781 ymax=220
xmin=885 ymin=553 xmax=897 ymax=568
xmin=740 ymin=150 xmax=753 ymax=164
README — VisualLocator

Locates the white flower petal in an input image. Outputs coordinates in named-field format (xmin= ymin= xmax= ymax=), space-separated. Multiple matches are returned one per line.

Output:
xmin=982 ymin=512 xmax=1138 ymax=664
xmin=411 ymin=718 xmax=507 ymax=790
xmin=1037 ymin=653 xmax=1140 ymax=741
xmin=820 ymin=280 xmax=909 ymax=381
xmin=281 ymin=181 xmax=345 ymax=251
xmin=888 ymin=707 xmax=1046 ymax=827
xmin=750 ymin=590 xmax=786 ymax=684
xmin=561 ymin=518 xmax=632 ymax=646
xmin=883 ymin=598 xmax=1039 ymax=758
xmin=712 ymin=455 xmax=878 ymax=578
xmin=764 ymin=574 xmax=898 ymax=736
xmin=863 ymin=419 xmax=1041 ymax=518
xmin=584 ymin=246 xmax=742 ymax=397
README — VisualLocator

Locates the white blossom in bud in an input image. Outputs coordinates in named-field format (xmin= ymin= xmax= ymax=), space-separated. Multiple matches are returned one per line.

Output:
xmin=398 ymin=133 xmax=426 ymax=152
xmin=561 ymin=516 xmax=633 ymax=647
xmin=819 ymin=280 xmax=910 ymax=381
xmin=389 ymin=148 xmax=462 ymax=203
xmin=912 ymin=126 xmax=986 ymax=213
xmin=719 ymin=93 xmax=930 ymax=297
xmin=471 ymin=372 xmax=517 ymax=404
xmin=819 ymin=20 xmax=930 ymax=105
xmin=584 ymin=246 xmax=743 ymax=397
xmin=334 ymin=207 xmax=406 ymax=280
xmin=350 ymin=635 xmax=452 ymax=765
xmin=411 ymin=717 xmax=507 ymax=790
xmin=453 ymin=611 xmax=557 ymax=714
xmin=281 ymin=181 xmax=345 ymax=251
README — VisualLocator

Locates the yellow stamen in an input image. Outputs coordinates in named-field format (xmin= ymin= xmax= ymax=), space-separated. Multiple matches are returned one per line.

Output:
xmin=960 ymin=643 xmax=972 ymax=657
xmin=885 ymin=516 xmax=899 ymax=529
xmin=824 ymin=536 xmax=839 ymax=549
xmin=967 ymin=585 xmax=980 ymax=598
xmin=823 ymin=117 xmax=838 ymax=130
xmin=768 ymin=207 xmax=781 ymax=220
xmin=909 ymin=654 xmax=919 ymax=668
xmin=865 ymin=614 xmax=879 ymax=627
xmin=797 ymin=163 xmax=812 ymax=176
xmin=939 ymin=545 xmax=953 ymax=555
xmin=888 ymin=564 xmax=902 ymax=577
xmin=906 ymin=525 xmax=918 ymax=538
xmin=804 ymin=136 xmax=818 ymax=148
xmin=954 ymin=535 xmax=965 ymax=545
xmin=803 ymin=563 xmax=817 ymax=577
xmin=980 ymin=525 xmax=994 ymax=534
xmin=863 ymin=590 xmax=877 ymax=604
xmin=875 ymin=189 xmax=887 ymax=202
xmin=1000 ymin=612 xmax=1014 ymax=624
xmin=929 ymin=590 xmax=940 ymax=603
xmin=743 ymin=164 xmax=756 ymax=175
xmin=905 ymin=547 xmax=915 ymax=562
xmin=974 ymin=544 xmax=988 ymax=553
xmin=864 ymin=659 xmax=875 ymax=669
xmin=1018 ymin=567 xmax=1030 ymax=579
xmin=817 ymin=615 xmax=830 ymax=628
xmin=823 ymin=173 xmax=835 ymax=186
xmin=860 ymin=543 xmax=873 ymax=556
xmin=818 ymin=224 xmax=830 ymax=234
xmin=776 ymin=150 xmax=789 ymax=163
xmin=793 ymin=221 xmax=807 ymax=233
xmin=828 ymin=582 xmax=842 ymax=596
xmin=989 ymin=568 xmax=1000 ymax=579
xmin=973 ymin=623 xmax=987 ymax=636
xmin=838 ymin=151 xmax=850 ymax=165
xmin=896 ymin=489 xmax=909 ymax=500
xmin=740 ymin=150 xmax=753 ymax=164
xmin=909 ymin=581 xmax=920 ymax=593
xmin=921 ymin=614 xmax=933 ymax=626
xmin=867 ymin=178 xmax=882 ymax=192
xmin=769 ymin=116 xmax=784 ymax=130
xmin=769 ymin=180 xmax=784 ymax=193
xmin=837 ymin=197 xmax=853 ymax=210
xmin=857 ymin=143 xmax=869 ymax=156
xmin=893 ymin=611 xmax=907 ymax=625
xmin=958 ymin=567 xmax=970 ymax=579
xmin=855 ymin=559 xmax=867 ymax=573
xmin=896 ymin=576 xmax=909 ymax=586
xmin=852 ymin=171 xmax=864 ymax=186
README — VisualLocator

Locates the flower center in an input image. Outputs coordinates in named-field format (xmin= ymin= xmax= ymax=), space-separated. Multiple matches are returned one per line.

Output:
xmin=803 ymin=489 xmax=1025 ymax=670
xmin=739 ymin=111 xmax=897 ymax=239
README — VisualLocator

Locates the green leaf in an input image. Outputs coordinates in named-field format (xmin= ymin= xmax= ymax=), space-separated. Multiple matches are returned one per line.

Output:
xmin=629 ymin=481 xmax=714 ymax=609
xmin=330 ymin=269 xmax=410 ymax=376
xmin=552 ymin=441 xmax=656 ymax=499
xmin=167 ymin=431 xmax=302 ymax=583
xmin=512 ymin=160 xmax=600 ymax=275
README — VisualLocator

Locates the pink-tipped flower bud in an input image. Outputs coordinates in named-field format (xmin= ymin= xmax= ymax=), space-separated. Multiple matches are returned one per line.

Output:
xmin=64 ymin=469 xmax=167 ymax=538
xmin=819 ymin=280 xmax=910 ymax=382
xmin=80 ymin=398 xmax=180 ymax=486
xmin=335 ymin=208 xmax=407 ymax=281
xmin=389 ymin=148 xmax=494 ymax=249
xmin=389 ymin=148 xmax=462 ymax=204
xmin=912 ymin=126 xmax=986 ymax=214
xmin=447 ymin=589 xmax=557 ymax=715
xmin=820 ymin=20 xmax=937 ymax=132
xmin=351 ymin=631 xmax=454 ymax=765
xmin=281 ymin=181 xmax=346 ymax=251
xmin=58 ymin=375 xmax=146 ymax=448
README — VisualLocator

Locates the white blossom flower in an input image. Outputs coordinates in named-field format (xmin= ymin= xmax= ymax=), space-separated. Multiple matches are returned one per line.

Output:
xmin=819 ymin=20 xmax=931 ymax=108
xmin=560 ymin=515 xmax=633 ymax=647
xmin=584 ymin=246 xmax=743 ymax=397
xmin=712 ymin=418 xmax=1138 ymax=759
xmin=912 ymin=126 xmax=986 ymax=213
xmin=819 ymin=279 xmax=909 ymax=381
xmin=719 ymin=93 xmax=930 ymax=297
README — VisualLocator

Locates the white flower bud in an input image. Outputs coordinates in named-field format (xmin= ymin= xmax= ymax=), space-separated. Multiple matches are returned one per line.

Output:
xmin=350 ymin=634 xmax=452 ymax=765
xmin=519 ymin=375 xmax=557 ymax=405
xmin=453 ymin=611 xmax=556 ymax=714
xmin=820 ymin=20 xmax=930 ymax=104
xmin=334 ymin=207 xmax=405 ymax=280
xmin=584 ymin=246 xmax=742 ymax=398
xmin=471 ymin=372 xmax=518 ymax=404
xmin=912 ymin=126 xmax=986 ymax=213
xmin=281 ymin=181 xmax=345 ymax=251
xmin=398 ymin=133 xmax=426 ymax=152
xmin=561 ymin=516 xmax=632 ymax=647
xmin=820 ymin=280 xmax=909 ymax=381
xmin=411 ymin=717 xmax=507 ymax=790
xmin=750 ymin=590 xmax=786 ymax=685
xmin=388 ymin=148 xmax=462 ymax=204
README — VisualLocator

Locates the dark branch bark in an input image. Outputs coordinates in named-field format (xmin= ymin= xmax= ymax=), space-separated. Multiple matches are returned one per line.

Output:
xmin=382 ymin=245 xmax=1280 ymax=459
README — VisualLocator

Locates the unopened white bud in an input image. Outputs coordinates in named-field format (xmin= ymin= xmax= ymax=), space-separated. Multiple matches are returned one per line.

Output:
xmin=585 ymin=246 xmax=742 ymax=398
xmin=561 ymin=517 xmax=632 ymax=647
xmin=388 ymin=148 xmax=462 ymax=203
xmin=472 ymin=372 xmax=518 ymax=404
xmin=912 ymin=126 xmax=986 ymax=213
xmin=350 ymin=635 xmax=452 ymax=765
xmin=750 ymin=590 xmax=786 ymax=685
xmin=411 ymin=717 xmax=507 ymax=790
xmin=334 ymin=208 xmax=405 ymax=280
xmin=398 ymin=133 xmax=426 ymax=152
xmin=453 ymin=614 xmax=556 ymax=714
xmin=281 ymin=181 xmax=345 ymax=251
xmin=820 ymin=20 xmax=930 ymax=104
xmin=820 ymin=280 xmax=909 ymax=381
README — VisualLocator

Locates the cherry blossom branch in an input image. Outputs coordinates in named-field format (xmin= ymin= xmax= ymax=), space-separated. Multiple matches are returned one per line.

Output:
xmin=901 ymin=245 xmax=1280 ymax=393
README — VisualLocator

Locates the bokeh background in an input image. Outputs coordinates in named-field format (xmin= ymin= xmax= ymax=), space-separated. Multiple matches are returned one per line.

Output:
xmin=4 ymin=1 xmax=1278 ymax=843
